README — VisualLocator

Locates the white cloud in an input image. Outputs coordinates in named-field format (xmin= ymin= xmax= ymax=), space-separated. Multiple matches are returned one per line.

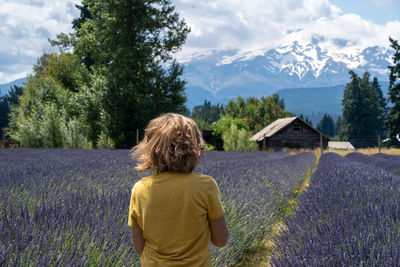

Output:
xmin=173 ymin=0 xmax=400 ymax=59
xmin=1 ymin=0 xmax=400 ymax=84
xmin=0 ymin=0 xmax=80 ymax=83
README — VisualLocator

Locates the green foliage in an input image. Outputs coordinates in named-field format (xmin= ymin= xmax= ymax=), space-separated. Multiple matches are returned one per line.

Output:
xmin=211 ymin=94 xmax=290 ymax=151
xmin=206 ymin=144 xmax=216 ymax=151
xmin=40 ymin=104 xmax=67 ymax=148
xmin=193 ymin=118 xmax=213 ymax=131
xmin=0 ymin=97 xmax=7 ymax=130
xmin=7 ymin=76 xmax=91 ymax=148
xmin=51 ymin=0 xmax=190 ymax=148
xmin=339 ymin=71 xmax=385 ymax=148
xmin=44 ymin=53 xmax=90 ymax=93
xmin=316 ymin=113 xmax=335 ymax=137
xmin=96 ymin=132 xmax=115 ymax=149
xmin=224 ymin=94 xmax=291 ymax=133
xmin=191 ymin=100 xmax=224 ymax=129
xmin=335 ymin=116 xmax=342 ymax=139
xmin=33 ymin=52 xmax=90 ymax=91
xmin=371 ymin=77 xmax=387 ymax=137
xmin=0 ymin=85 xmax=23 ymax=130
xmin=212 ymin=116 xmax=249 ymax=137
xmin=75 ymin=69 xmax=109 ymax=148
xmin=65 ymin=119 xmax=92 ymax=149
xmin=386 ymin=37 xmax=400 ymax=147
xmin=222 ymin=124 xmax=258 ymax=152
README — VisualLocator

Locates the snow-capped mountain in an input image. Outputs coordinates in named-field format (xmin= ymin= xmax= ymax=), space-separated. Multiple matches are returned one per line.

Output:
xmin=182 ymin=40 xmax=393 ymax=109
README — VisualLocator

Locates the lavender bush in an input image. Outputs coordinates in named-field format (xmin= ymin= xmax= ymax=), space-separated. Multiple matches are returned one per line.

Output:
xmin=346 ymin=152 xmax=400 ymax=176
xmin=0 ymin=149 xmax=315 ymax=266
xmin=271 ymin=153 xmax=400 ymax=266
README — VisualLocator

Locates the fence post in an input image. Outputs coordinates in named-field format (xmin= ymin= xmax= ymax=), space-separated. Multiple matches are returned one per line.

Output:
xmin=263 ymin=134 xmax=266 ymax=151
xmin=320 ymin=133 xmax=323 ymax=156
xmin=378 ymin=135 xmax=381 ymax=153
xmin=136 ymin=129 xmax=139 ymax=145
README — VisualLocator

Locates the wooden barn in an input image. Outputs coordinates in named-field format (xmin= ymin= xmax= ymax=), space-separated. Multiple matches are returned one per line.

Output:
xmin=252 ymin=117 xmax=329 ymax=150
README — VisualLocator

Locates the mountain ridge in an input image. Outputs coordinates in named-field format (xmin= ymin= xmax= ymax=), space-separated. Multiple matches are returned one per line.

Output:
xmin=1 ymin=41 xmax=393 ymax=119
xmin=183 ymin=41 xmax=393 ymax=110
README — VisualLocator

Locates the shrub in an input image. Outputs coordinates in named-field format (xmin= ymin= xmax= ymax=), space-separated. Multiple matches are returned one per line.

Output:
xmin=222 ymin=124 xmax=258 ymax=152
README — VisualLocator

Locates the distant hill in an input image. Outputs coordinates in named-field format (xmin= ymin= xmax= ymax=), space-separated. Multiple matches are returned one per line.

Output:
xmin=276 ymin=81 xmax=390 ymax=125
xmin=0 ymin=77 xmax=27 ymax=96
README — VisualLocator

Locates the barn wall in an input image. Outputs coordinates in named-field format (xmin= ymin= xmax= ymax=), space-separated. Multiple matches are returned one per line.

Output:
xmin=257 ymin=119 xmax=329 ymax=150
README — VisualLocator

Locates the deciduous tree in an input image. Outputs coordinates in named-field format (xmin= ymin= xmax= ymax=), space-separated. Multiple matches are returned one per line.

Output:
xmin=52 ymin=0 xmax=190 ymax=148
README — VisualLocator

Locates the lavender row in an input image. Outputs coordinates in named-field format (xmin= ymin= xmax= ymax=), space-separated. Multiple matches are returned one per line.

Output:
xmin=197 ymin=151 xmax=316 ymax=266
xmin=1 ymin=149 xmax=141 ymax=266
xmin=0 ymin=149 xmax=315 ymax=266
xmin=345 ymin=152 xmax=400 ymax=176
xmin=271 ymin=153 xmax=400 ymax=266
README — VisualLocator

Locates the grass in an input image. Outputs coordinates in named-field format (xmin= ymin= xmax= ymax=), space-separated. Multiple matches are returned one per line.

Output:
xmin=237 ymin=161 xmax=319 ymax=267
xmin=285 ymin=147 xmax=400 ymax=157
xmin=325 ymin=147 xmax=400 ymax=156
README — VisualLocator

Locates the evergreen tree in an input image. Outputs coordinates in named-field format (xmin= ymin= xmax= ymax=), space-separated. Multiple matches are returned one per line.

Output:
xmin=0 ymin=85 xmax=23 ymax=131
xmin=191 ymin=100 xmax=224 ymax=128
xmin=316 ymin=113 xmax=335 ymax=137
xmin=0 ymin=97 xmax=7 ymax=130
xmin=371 ymin=77 xmax=387 ymax=137
xmin=335 ymin=116 xmax=342 ymax=138
xmin=299 ymin=113 xmax=312 ymax=126
xmin=306 ymin=118 xmax=313 ymax=127
xmin=339 ymin=71 xmax=383 ymax=147
xmin=51 ymin=0 xmax=190 ymax=148
xmin=386 ymin=37 xmax=400 ymax=147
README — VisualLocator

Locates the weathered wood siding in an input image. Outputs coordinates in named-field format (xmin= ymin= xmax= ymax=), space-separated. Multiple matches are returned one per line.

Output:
xmin=257 ymin=118 xmax=329 ymax=150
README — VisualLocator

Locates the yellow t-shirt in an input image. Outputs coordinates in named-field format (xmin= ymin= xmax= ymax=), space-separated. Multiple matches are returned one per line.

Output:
xmin=128 ymin=171 xmax=224 ymax=267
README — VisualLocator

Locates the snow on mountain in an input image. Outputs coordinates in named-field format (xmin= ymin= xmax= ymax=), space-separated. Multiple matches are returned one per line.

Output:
xmin=182 ymin=39 xmax=393 ymax=109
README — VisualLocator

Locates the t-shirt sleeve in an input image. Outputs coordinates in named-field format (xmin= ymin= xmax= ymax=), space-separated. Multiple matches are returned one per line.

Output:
xmin=207 ymin=177 xmax=225 ymax=221
xmin=128 ymin=185 xmax=139 ymax=228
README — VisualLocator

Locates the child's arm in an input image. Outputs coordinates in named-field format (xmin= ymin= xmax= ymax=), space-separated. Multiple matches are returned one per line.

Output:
xmin=209 ymin=215 xmax=229 ymax=247
xmin=131 ymin=226 xmax=145 ymax=254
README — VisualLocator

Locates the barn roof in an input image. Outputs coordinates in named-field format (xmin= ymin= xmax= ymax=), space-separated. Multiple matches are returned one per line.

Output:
xmin=252 ymin=117 xmax=298 ymax=141
xmin=328 ymin=141 xmax=355 ymax=150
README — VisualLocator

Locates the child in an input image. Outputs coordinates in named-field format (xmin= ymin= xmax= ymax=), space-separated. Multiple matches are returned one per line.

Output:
xmin=128 ymin=113 xmax=228 ymax=266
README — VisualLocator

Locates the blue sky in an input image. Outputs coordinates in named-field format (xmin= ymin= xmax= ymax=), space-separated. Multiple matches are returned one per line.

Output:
xmin=330 ymin=0 xmax=399 ymax=24
xmin=0 ymin=0 xmax=399 ymax=84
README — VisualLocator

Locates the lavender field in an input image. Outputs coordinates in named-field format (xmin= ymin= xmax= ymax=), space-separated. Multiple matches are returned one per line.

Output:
xmin=271 ymin=152 xmax=400 ymax=266
xmin=0 ymin=149 xmax=316 ymax=266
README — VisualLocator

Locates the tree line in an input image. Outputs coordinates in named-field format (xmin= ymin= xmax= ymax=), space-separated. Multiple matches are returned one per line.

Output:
xmin=323 ymin=38 xmax=400 ymax=148
xmin=191 ymin=95 xmax=291 ymax=151
xmin=3 ymin=0 xmax=189 ymax=149
xmin=0 ymin=1 xmax=399 ymax=150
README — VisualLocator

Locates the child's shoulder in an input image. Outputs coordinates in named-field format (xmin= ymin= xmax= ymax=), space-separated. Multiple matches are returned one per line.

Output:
xmin=189 ymin=171 xmax=214 ymax=181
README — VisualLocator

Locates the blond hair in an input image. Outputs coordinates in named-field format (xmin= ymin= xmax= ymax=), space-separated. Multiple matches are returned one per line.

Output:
xmin=131 ymin=113 xmax=206 ymax=173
